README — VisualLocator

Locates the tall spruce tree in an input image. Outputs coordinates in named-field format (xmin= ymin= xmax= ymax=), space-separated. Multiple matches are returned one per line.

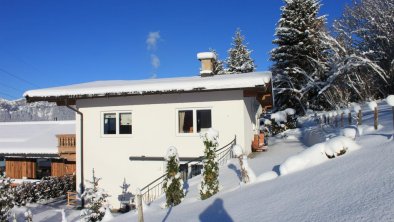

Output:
xmin=226 ymin=29 xmax=256 ymax=74
xmin=270 ymin=0 xmax=329 ymax=114
xmin=163 ymin=146 xmax=184 ymax=207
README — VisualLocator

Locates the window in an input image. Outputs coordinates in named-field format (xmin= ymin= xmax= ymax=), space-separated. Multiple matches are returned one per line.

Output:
xmin=36 ymin=158 xmax=51 ymax=179
xmin=103 ymin=111 xmax=132 ymax=135
xmin=178 ymin=109 xmax=211 ymax=134
xmin=104 ymin=113 xmax=116 ymax=134
xmin=0 ymin=158 xmax=5 ymax=175
xmin=119 ymin=113 xmax=132 ymax=134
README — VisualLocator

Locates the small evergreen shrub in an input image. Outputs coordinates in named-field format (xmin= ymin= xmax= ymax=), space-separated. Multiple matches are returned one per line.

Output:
xmin=199 ymin=129 xmax=219 ymax=200
xmin=81 ymin=169 xmax=109 ymax=222
xmin=163 ymin=146 xmax=185 ymax=207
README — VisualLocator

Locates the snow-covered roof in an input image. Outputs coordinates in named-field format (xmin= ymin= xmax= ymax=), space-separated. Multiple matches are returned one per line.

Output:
xmin=0 ymin=121 xmax=75 ymax=156
xmin=24 ymin=72 xmax=271 ymax=101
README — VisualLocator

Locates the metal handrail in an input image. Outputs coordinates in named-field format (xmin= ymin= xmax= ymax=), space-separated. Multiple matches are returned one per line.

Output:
xmin=140 ymin=135 xmax=236 ymax=203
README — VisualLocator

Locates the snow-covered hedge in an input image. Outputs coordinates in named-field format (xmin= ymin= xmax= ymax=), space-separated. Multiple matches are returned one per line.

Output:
xmin=12 ymin=174 xmax=76 ymax=206
xmin=0 ymin=176 xmax=14 ymax=221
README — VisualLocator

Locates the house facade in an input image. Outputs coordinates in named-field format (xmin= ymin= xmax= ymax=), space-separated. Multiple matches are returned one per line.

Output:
xmin=24 ymin=53 xmax=273 ymax=207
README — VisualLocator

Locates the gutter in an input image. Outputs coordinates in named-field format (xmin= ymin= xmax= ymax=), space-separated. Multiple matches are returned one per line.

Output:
xmin=129 ymin=156 xmax=203 ymax=162
xmin=65 ymin=101 xmax=85 ymax=209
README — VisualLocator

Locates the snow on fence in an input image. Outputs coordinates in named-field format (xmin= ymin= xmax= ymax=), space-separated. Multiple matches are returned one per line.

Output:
xmin=140 ymin=136 xmax=236 ymax=204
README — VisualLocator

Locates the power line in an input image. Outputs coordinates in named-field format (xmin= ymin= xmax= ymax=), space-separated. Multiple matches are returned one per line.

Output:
xmin=0 ymin=67 xmax=40 ymax=88
xmin=0 ymin=91 xmax=19 ymax=100
xmin=0 ymin=82 xmax=24 ymax=93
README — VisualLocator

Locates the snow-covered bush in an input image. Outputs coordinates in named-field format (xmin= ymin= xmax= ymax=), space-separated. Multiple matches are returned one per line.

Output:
xmin=81 ymin=169 xmax=109 ymax=222
xmin=0 ymin=176 xmax=14 ymax=221
xmin=12 ymin=174 xmax=75 ymax=206
xmin=232 ymin=145 xmax=256 ymax=184
xmin=280 ymin=136 xmax=359 ymax=175
xmin=163 ymin=146 xmax=185 ymax=207
xmin=267 ymin=109 xmax=298 ymax=135
xmin=12 ymin=182 xmax=38 ymax=206
xmin=200 ymin=128 xmax=219 ymax=200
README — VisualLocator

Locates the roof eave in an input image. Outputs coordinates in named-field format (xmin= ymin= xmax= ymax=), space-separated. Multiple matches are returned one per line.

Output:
xmin=25 ymin=85 xmax=269 ymax=106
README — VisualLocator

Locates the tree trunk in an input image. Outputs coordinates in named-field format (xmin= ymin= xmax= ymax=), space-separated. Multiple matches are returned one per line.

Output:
xmin=348 ymin=113 xmax=351 ymax=125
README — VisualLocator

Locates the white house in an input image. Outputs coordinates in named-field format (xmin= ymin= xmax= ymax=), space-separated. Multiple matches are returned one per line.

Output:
xmin=24 ymin=53 xmax=273 ymax=207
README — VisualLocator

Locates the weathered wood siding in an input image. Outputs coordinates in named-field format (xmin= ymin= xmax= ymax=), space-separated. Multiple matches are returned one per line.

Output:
xmin=5 ymin=158 xmax=36 ymax=179
xmin=51 ymin=159 xmax=76 ymax=177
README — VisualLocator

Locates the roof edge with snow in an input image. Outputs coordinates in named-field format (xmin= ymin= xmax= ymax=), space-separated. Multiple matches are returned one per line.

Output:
xmin=24 ymin=72 xmax=272 ymax=104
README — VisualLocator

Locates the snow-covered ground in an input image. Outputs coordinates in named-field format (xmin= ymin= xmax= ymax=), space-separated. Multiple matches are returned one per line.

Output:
xmin=112 ymin=102 xmax=394 ymax=222
xmin=9 ymin=102 xmax=394 ymax=221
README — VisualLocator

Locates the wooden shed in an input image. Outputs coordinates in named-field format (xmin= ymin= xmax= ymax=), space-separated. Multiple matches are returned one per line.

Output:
xmin=0 ymin=121 xmax=76 ymax=179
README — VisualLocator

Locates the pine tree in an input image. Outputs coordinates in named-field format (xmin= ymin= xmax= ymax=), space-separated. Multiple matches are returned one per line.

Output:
xmin=270 ymin=0 xmax=330 ymax=114
xmin=162 ymin=146 xmax=184 ymax=207
xmin=81 ymin=169 xmax=109 ymax=222
xmin=200 ymin=129 xmax=219 ymax=200
xmin=209 ymin=49 xmax=225 ymax=75
xmin=0 ymin=176 xmax=14 ymax=221
xmin=226 ymin=28 xmax=256 ymax=74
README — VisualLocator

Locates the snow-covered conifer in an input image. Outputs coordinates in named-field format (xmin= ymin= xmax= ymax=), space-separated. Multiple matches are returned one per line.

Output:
xmin=270 ymin=0 xmax=330 ymax=113
xmin=0 ymin=176 xmax=14 ymax=221
xmin=81 ymin=169 xmax=109 ymax=222
xmin=199 ymin=128 xmax=219 ymax=200
xmin=162 ymin=146 xmax=185 ymax=207
xmin=209 ymin=49 xmax=225 ymax=75
xmin=226 ymin=28 xmax=255 ymax=74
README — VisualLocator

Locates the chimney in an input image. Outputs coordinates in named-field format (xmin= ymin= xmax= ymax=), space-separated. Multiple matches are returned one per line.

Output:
xmin=197 ymin=52 xmax=216 ymax=77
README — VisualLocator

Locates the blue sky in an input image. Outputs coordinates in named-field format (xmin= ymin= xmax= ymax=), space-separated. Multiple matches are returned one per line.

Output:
xmin=0 ymin=0 xmax=351 ymax=100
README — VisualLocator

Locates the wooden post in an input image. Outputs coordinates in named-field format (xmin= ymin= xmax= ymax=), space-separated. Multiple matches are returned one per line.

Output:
xmin=137 ymin=190 xmax=144 ymax=222
xmin=358 ymin=110 xmax=362 ymax=125
xmin=341 ymin=113 xmax=344 ymax=128
xmin=348 ymin=113 xmax=351 ymax=125
xmin=334 ymin=115 xmax=338 ymax=128
xmin=392 ymin=106 xmax=394 ymax=133
xmin=374 ymin=107 xmax=378 ymax=130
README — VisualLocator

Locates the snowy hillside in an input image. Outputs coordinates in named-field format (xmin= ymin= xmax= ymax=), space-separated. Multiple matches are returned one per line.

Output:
xmin=0 ymin=98 xmax=74 ymax=122
xmin=112 ymin=102 xmax=394 ymax=222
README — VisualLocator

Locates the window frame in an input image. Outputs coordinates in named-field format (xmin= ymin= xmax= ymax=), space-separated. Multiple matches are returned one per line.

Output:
xmin=101 ymin=111 xmax=133 ymax=137
xmin=176 ymin=107 xmax=212 ymax=136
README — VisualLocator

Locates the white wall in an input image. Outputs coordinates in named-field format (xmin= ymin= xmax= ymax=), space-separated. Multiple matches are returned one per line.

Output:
xmin=75 ymin=90 xmax=255 ymax=206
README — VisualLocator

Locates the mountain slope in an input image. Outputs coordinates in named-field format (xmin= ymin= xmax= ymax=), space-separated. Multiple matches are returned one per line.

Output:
xmin=0 ymin=98 xmax=75 ymax=122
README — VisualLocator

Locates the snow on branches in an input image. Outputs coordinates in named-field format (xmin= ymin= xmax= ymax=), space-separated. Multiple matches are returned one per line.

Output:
xmin=81 ymin=169 xmax=109 ymax=222
xmin=163 ymin=146 xmax=185 ymax=207
xmin=226 ymin=28 xmax=255 ymax=74
xmin=199 ymin=128 xmax=219 ymax=200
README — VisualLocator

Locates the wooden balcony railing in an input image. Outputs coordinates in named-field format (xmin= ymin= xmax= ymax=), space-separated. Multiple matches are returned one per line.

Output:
xmin=56 ymin=134 xmax=76 ymax=161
